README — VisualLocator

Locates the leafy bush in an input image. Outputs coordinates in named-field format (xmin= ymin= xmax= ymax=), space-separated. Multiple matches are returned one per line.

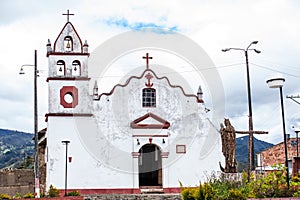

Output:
xmin=48 ymin=184 xmax=60 ymax=197
xmin=67 ymin=190 xmax=81 ymax=196
xmin=14 ymin=192 xmax=21 ymax=199
xmin=181 ymin=187 xmax=197 ymax=200
xmin=0 ymin=193 xmax=11 ymax=199
xmin=181 ymin=182 xmax=214 ymax=200
xmin=181 ymin=167 xmax=299 ymax=199
xmin=23 ymin=192 xmax=34 ymax=198
xmin=226 ymin=188 xmax=247 ymax=200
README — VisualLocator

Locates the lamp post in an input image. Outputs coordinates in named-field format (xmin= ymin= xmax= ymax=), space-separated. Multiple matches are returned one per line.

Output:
xmin=293 ymin=126 xmax=300 ymax=158
xmin=222 ymin=41 xmax=261 ymax=180
xmin=19 ymin=50 xmax=40 ymax=198
xmin=266 ymin=74 xmax=289 ymax=189
xmin=62 ymin=140 xmax=70 ymax=196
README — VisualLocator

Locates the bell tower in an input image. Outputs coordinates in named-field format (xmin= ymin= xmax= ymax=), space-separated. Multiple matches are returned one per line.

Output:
xmin=46 ymin=10 xmax=91 ymax=117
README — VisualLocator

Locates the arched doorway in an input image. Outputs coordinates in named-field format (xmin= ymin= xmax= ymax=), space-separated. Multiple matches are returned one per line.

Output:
xmin=138 ymin=144 xmax=162 ymax=187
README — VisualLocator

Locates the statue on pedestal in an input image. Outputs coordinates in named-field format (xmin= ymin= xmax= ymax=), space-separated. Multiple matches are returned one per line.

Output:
xmin=220 ymin=118 xmax=237 ymax=173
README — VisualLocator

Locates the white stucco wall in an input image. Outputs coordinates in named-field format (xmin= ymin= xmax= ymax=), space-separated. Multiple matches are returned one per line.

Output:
xmin=46 ymin=64 xmax=224 ymax=190
xmin=46 ymin=117 xmax=138 ymax=189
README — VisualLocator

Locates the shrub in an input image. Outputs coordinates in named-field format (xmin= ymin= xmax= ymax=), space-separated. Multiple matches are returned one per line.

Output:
xmin=181 ymin=187 xmax=196 ymax=200
xmin=0 ymin=193 xmax=11 ymax=199
xmin=227 ymin=188 xmax=247 ymax=200
xmin=14 ymin=192 xmax=21 ymax=199
xmin=181 ymin=168 xmax=299 ymax=199
xmin=181 ymin=182 xmax=214 ymax=200
xmin=23 ymin=192 xmax=34 ymax=198
xmin=48 ymin=184 xmax=60 ymax=197
xmin=67 ymin=190 xmax=81 ymax=196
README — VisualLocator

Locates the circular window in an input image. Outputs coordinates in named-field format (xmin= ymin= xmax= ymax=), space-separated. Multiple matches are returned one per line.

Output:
xmin=60 ymin=86 xmax=78 ymax=108
xmin=64 ymin=93 xmax=73 ymax=104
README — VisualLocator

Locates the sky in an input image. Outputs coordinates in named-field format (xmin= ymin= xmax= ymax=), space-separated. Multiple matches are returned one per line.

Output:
xmin=0 ymin=0 xmax=300 ymax=144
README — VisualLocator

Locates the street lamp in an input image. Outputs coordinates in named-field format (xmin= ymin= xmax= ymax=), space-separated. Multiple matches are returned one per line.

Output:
xmin=19 ymin=50 xmax=40 ymax=198
xmin=292 ymin=125 xmax=300 ymax=157
xmin=266 ymin=74 xmax=289 ymax=189
xmin=222 ymin=41 xmax=261 ymax=180
xmin=62 ymin=140 xmax=70 ymax=196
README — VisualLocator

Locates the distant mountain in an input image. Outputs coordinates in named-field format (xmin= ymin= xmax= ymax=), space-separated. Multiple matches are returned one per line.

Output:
xmin=0 ymin=129 xmax=34 ymax=169
xmin=236 ymin=135 xmax=274 ymax=172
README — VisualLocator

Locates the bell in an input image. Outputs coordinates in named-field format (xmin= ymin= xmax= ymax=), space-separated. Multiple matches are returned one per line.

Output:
xmin=59 ymin=66 xmax=63 ymax=72
xmin=74 ymin=66 xmax=77 ymax=71
xmin=66 ymin=40 xmax=71 ymax=49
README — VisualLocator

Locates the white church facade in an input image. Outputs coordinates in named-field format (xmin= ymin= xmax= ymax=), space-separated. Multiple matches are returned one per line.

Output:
xmin=43 ymin=15 xmax=224 ymax=194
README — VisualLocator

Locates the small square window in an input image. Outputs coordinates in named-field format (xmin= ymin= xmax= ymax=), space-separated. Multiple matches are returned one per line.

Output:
xmin=176 ymin=145 xmax=186 ymax=154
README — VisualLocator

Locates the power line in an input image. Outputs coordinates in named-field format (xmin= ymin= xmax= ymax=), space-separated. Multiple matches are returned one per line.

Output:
xmin=250 ymin=62 xmax=300 ymax=78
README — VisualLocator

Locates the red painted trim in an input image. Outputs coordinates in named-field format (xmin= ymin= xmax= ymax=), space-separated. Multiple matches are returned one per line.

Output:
xmin=53 ymin=22 xmax=83 ymax=52
xmin=47 ymin=52 xmax=90 ymax=57
xmin=45 ymin=113 xmax=93 ymax=122
xmin=131 ymin=124 xmax=170 ymax=129
xmin=59 ymin=188 xmax=141 ymax=195
xmin=161 ymin=152 xmax=170 ymax=158
xmin=131 ymin=152 xmax=141 ymax=158
xmin=130 ymin=112 xmax=170 ymax=129
xmin=132 ymin=134 xmax=169 ymax=137
xmin=47 ymin=77 xmax=90 ymax=82
xmin=56 ymin=187 xmax=181 ymax=195
xmin=22 ymin=197 xmax=83 ymax=200
xmin=94 ymin=69 xmax=204 ymax=103
xmin=163 ymin=187 xmax=181 ymax=193
xmin=60 ymin=86 xmax=78 ymax=108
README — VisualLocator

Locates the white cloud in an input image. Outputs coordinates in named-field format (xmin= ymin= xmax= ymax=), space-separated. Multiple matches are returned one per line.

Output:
xmin=0 ymin=0 xmax=299 ymax=145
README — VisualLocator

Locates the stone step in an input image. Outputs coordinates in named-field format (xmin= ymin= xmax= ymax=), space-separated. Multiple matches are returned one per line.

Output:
xmin=140 ymin=188 xmax=164 ymax=194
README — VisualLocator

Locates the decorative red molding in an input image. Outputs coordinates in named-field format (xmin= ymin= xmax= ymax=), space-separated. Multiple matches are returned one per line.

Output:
xmin=47 ymin=52 xmax=90 ymax=57
xmin=45 ymin=113 xmax=93 ymax=122
xmin=132 ymin=134 xmax=169 ymax=137
xmin=130 ymin=112 xmax=170 ymax=129
xmin=47 ymin=77 xmax=90 ymax=82
xmin=54 ymin=187 xmax=181 ymax=195
xmin=163 ymin=187 xmax=181 ymax=193
xmin=161 ymin=152 xmax=170 ymax=158
xmin=131 ymin=152 xmax=141 ymax=158
xmin=60 ymin=86 xmax=78 ymax=108
xmin=94 ymin=69 xmax=204 ymax=103
xmin=58 ymin=188 xmax=141 ymax=195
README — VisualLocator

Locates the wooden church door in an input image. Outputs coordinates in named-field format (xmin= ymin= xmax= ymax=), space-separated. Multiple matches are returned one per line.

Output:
xmin=138 ymin=144 xmax=162 ymax=187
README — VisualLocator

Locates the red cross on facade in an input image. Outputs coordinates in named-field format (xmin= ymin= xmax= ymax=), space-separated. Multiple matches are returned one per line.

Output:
xmin=63 ymin=9 xmax=74 ymax=22
xmin=142 ymin=53 xmax=153 ymax=69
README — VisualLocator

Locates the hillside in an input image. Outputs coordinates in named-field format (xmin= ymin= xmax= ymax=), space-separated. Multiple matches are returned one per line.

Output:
xmin=0 ymin=129 xmax=34 ymax=169
xmin=236 ymin=135 xmax=274 ymax=172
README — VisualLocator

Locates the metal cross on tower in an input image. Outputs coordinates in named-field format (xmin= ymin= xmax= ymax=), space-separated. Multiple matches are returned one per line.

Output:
xmin=63 ymin=9 xmax=74 ymax=22
xmin=143 ymin=53 xmax=153 ymax=69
